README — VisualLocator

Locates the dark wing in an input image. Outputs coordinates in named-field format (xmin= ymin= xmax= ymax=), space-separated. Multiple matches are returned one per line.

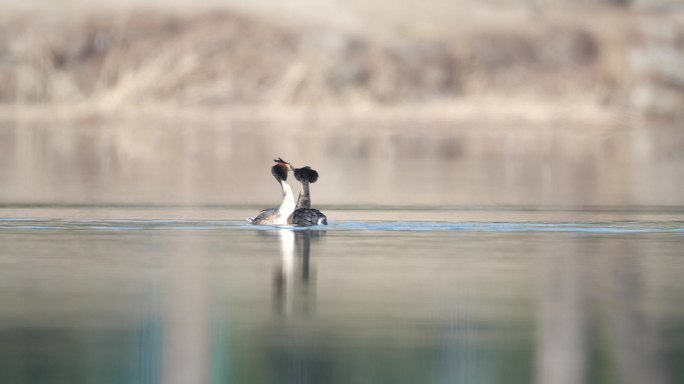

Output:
xmin=288 ymin=208 xmax=327 ymax=226
xmin=248 ymin=207 xmax=278 ymax=225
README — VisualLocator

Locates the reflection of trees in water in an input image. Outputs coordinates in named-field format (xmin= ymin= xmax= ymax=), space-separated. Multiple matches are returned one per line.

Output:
xmin=603 ymin=241 xmax=668 ymax=384
xmin=536 ymin=237 xmax=669 ymax=384
xmin=537 ymin=239 xmax=591 ymax=384
xmin=2 ymin=123 xmax=683 ymax=206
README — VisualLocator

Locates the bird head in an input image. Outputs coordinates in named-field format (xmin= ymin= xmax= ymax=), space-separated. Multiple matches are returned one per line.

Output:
xmin=271 ymin=157 xmax=293 ymax=181
xmin=294 ymin=166 xmax=319 ymax=183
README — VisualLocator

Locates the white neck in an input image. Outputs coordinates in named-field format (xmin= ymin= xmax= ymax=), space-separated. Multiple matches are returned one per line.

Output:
xmin=276 ymin=179 xmax=296 ymax=224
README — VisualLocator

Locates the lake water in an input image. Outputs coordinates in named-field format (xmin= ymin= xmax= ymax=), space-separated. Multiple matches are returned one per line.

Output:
xmin=1 ymin=115 xmax=683 ymax=383
xmin=1 ymin=206 xmax=683 ymax=384
xmin=2 ymin=118 xmax=683 ymax=207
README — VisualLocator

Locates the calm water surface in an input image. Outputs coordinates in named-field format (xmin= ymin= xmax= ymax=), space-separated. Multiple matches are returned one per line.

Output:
xmin=1 ymin=207 xmax=683 ymax=384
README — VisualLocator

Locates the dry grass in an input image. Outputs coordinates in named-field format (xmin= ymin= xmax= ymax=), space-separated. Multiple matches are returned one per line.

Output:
xmin=1 ymin=7 xmax=682 ymax=119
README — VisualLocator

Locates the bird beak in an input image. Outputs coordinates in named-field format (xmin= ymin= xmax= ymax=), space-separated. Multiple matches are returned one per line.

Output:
xmin=274 ymin=158 xmax=293 ymax=172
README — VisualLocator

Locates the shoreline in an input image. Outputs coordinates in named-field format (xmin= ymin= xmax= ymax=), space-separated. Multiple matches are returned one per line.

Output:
xmin=0 ymin=99 xmax=623 ymax=127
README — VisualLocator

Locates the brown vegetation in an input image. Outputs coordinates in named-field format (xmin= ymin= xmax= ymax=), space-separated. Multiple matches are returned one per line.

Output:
xmin=1 ymin=9 xmax=682 ymax=117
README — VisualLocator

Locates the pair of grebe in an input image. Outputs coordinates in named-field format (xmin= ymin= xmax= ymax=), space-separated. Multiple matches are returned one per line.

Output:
xmin=248 ymin=158 xmax=327 ymax=226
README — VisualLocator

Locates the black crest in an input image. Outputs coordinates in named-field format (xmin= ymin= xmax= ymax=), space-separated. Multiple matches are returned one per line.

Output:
xmin=271 ymin=164 xmax=288 ymax=181
xmin=271 ymin=164 xmax=287 ymax=180
xmin=271 ymin=158 xmax=290 ymax=181
xmin=294 ymin=166 xmax=319 ymax=183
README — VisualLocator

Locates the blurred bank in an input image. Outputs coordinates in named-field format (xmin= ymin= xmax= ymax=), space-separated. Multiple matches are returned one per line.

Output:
xmin=0 ymin=0 xmax=683 ymax=207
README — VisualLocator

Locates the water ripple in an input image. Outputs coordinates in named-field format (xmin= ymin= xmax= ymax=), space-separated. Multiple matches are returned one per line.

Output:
xmin=0 ymin=218 xmax=682 ymax=234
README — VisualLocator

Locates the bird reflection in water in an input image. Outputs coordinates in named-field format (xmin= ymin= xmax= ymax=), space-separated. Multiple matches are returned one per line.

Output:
xmin=273 ymin=229 xmax=323 ymax=316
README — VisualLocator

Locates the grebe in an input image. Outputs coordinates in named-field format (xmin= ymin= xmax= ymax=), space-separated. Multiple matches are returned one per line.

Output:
xmin=247 ymin=158 xmax=296 ymax=225
xmin=287 ymin=166 xmax=327 ymax=226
